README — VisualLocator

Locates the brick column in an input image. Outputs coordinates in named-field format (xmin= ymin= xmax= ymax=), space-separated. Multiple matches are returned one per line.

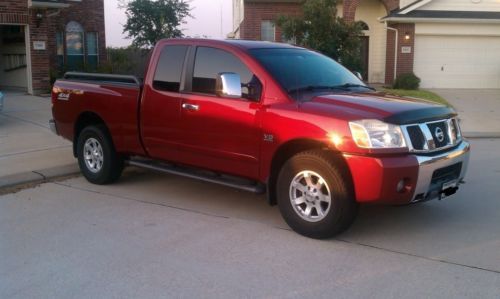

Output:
xmin=29 ymin=10 xmax=51 ymax=94
xmin=385 ymin=22 xmax=415 ymax=85
xmin=342 ymin=0 xmax=360 ymax=22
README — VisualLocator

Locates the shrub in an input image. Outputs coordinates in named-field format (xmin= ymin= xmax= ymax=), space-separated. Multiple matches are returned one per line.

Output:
xmin=393 ymin=73 xmax=421 ymax=90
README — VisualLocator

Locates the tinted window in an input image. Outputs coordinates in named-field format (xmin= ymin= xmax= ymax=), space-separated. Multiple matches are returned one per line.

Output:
xmin=192 ymin=47 xmax=258 ymax=99
xmin=153 ymin=45 xmax=188 ymax=92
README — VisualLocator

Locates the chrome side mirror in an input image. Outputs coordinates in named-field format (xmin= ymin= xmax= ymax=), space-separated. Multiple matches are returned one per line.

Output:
xmin=354 ymin=71 xmax=363 ymax=81
xmin=216 ymin=72 xmax=242 ymax=98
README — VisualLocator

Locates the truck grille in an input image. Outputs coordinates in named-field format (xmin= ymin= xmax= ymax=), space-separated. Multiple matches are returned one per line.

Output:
xmin=402 ymin=118 xmax=461 ymax=153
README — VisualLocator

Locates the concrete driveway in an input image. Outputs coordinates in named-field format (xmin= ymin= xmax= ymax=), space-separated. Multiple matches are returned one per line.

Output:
xmin=1 ymin=138 xmax=500 ymax=298
xmin=0 ymin=92 xmax=77 ymax=188
xmin=431 ymin=89 xmax=500 ymax=137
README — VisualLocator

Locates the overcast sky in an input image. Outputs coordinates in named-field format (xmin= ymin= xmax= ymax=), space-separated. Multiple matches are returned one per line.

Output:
xmin=104 ymin=0 xmax=234 ymax=47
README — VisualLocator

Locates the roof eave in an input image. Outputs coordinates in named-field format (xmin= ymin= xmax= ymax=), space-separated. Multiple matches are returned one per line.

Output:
xmin=383 ymin=17 xmax=500 ymax=24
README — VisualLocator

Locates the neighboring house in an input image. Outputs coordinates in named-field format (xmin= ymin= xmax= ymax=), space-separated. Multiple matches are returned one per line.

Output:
xmin=232 ymin=0 xmax=500 ymax=89
xmin=0 ymin=0 xmax=106 ymax=94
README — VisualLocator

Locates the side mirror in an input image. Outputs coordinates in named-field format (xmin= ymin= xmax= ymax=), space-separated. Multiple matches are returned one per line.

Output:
xmin=354 ymin=71 xmax=364 ymax=81
xmin=216 ymin=72 xmax=242 ymax=98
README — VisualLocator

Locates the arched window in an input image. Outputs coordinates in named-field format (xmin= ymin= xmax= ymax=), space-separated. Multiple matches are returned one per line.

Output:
xmin=65 ymin=21 xmax=84 ymax=70
xmin=358 ymin=21 xmax=370 ymax=31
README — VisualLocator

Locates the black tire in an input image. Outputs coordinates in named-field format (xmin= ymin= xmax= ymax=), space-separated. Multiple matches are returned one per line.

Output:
xmin=277 ymin=150 xmax=358 ymax=239
xmin=77 ymin=125 xmax=124 ymax=184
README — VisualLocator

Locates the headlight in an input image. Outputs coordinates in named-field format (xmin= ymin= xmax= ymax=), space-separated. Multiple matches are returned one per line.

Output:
xmin=349 ymin=119 xmax=406 ymax=149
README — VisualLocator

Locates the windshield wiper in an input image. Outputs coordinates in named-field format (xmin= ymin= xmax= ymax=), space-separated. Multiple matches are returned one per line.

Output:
xmin=287 ymin=85 xmax=337 ymax=94
xmin=330 ymin=83 xmax=376 ymax=91
xmin=288 ymin=84 xmax=375 ymax=94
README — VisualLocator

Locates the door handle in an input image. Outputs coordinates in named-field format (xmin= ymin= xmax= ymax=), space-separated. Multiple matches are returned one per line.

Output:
xmin=182 ymin=103 xmax=199 ymax=111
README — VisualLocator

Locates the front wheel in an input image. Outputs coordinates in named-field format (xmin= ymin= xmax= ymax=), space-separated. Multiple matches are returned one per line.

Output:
xmin=277 ymin=150 xmax=358 ymax=239
xmin=77 ymin=125 xmax=124 ymax=184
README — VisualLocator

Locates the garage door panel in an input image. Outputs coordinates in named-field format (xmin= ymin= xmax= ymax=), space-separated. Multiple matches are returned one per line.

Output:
xmin=415 ymin=35 xmax=500 ymax=88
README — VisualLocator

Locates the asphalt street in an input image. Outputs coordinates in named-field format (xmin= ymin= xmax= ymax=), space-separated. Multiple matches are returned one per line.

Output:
xmin=1 ymin=138 xmax=499 ymax=298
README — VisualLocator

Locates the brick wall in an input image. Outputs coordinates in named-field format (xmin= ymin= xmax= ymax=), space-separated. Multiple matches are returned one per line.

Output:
xmin=241 ymin=2 xmax=302 ymax=41
xmin=385 ymin=22 xmax=415 ymax=84
xmin=0 ymin=0 xmax=29 ymax=24
xmin=47 ymin=0 xmax=107 ymax=71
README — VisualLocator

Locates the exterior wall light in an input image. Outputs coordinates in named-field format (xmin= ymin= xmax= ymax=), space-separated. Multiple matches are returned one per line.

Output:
xmin=404 ymin=32 xmax=411 ymax=41
xmin=35 ymin=11 xmax=44 ymax=28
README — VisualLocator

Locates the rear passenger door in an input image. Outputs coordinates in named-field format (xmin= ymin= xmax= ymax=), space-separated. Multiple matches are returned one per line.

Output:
xmin=141 ymin=45 xmax=189 ymax=160
xmin=178 ymin=46 xmax=262 ymax=179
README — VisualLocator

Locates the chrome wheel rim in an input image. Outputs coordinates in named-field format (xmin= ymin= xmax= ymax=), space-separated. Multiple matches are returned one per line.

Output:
xmin=289 ymin=170 xmax=331 ymax=222
xmin=83 ymin=138 xmax=104 ymax=173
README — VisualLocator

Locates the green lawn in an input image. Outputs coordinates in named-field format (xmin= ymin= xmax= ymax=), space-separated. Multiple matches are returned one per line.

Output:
xmin=381 ymin=88 xmax=450 ymax=106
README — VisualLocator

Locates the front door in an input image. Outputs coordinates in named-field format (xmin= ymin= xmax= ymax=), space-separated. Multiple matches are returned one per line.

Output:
xmin=177 ymin=46 xmax=262 ymax=179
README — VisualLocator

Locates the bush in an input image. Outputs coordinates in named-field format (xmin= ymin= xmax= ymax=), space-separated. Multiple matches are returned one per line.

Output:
xmin=393 ymin=73 xmax=421 ymax=90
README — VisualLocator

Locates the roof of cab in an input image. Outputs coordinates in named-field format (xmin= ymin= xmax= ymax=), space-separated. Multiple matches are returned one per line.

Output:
xmin=160 ymin=38 xmax=300 ymax=50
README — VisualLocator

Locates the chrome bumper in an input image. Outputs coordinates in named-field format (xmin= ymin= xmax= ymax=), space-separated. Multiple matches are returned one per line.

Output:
xmin=49 ymin=119 xmax=58 ymax=135
xmin=412 ymin=140 xmax=471 ymax=202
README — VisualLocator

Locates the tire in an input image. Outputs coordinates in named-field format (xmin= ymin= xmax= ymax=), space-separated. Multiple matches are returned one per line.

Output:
xmin=77 ymin=125 xmax=124 ymax=184
xmin=277 ymin=150 xmax=358 ymax=239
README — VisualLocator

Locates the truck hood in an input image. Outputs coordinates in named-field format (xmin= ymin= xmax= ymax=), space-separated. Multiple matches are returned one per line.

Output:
xmin=300 ymin=92 xmax=456 ymax=125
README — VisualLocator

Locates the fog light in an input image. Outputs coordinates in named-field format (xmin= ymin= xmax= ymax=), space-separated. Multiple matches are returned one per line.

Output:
xmin=397 ymin=179 xmax=405 ymax=193
xmin=396 ymin=178 xmax=412 ymax=193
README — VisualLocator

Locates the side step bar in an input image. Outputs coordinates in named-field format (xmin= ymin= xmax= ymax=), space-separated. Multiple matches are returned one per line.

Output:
xmin=127 ymin=158 xmax=266 ymax=194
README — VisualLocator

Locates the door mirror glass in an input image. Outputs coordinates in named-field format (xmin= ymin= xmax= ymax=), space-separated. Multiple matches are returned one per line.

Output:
xmin=216 ymin=72 xmax=242 ymax=98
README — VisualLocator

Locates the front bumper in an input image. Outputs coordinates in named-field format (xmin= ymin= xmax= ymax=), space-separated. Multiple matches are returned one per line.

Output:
xmin=411 ymin=140 xmax=470 ymax=202
xmin=344 ymin=140 xmax=471 ymax=204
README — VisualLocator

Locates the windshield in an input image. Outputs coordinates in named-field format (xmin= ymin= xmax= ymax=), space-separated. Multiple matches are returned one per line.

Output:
xmin=249 ymin=48 xmax=367 ymax=99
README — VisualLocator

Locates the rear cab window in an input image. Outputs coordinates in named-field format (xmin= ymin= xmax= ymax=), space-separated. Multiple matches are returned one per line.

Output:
xmin=153 ymin=45 xmax=188 ymax=92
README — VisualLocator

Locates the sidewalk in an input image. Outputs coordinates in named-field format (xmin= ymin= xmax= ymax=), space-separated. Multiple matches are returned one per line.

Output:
xmin=0 ymin=92 xmax=78 ymax=189
xmin=431 ymin=89 xmax=500 ymax=138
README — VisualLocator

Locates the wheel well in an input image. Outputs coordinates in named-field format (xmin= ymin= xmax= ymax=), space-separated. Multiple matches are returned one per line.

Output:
xmin=267 ymin=139 xmax=342 ymax=205
xmin=73 ymin=112 xmax=108 ymax=157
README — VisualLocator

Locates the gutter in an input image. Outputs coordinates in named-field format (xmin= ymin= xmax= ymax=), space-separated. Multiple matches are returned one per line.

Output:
xmin=383 ymin=17 xmax=500 ymax=24
xmin=384 ymin=21 xmax=398 ymax=82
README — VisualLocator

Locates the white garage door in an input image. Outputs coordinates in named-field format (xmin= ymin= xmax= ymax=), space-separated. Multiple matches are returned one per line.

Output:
xmin=414 ymin=35 xmax=500 ymax=89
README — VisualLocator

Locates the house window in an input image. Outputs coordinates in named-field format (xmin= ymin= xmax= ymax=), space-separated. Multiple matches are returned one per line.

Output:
xmin=56 ymin=32 xmax=64 ymax=68
xmin=86 ymin=32 xmax=98 ymax=71
xmin=261 ymin=20 xmax=275 ymax=42
xmin=65 ymin=21 xmax=84 ymax=70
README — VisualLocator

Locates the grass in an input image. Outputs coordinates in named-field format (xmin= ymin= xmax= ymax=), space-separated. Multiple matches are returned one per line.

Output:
xmin=380 ymin=88 xmax=450 ymax=106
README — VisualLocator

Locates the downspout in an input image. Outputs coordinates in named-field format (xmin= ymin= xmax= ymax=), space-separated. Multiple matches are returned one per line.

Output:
xmin=385 ymin=21 xmax=398 ymax=82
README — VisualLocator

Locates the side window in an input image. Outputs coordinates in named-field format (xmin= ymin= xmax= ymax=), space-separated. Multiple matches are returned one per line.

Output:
xmin=192 ymin=47 xmax=260 ymax=100
xmin=153 ymin=45 xmax=188 ymax=92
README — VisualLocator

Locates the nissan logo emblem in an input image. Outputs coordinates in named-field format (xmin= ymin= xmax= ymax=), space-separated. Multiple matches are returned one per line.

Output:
xmin=435 ymin=127 xmax=445 ymax=142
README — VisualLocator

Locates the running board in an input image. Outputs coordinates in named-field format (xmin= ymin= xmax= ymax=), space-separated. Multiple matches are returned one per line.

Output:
xmin=127 ymin=159 xmax=265 ymax=194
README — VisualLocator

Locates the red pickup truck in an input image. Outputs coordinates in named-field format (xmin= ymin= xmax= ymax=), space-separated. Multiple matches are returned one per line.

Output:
xmin=50 ymin=39 xmax=470 ymax=238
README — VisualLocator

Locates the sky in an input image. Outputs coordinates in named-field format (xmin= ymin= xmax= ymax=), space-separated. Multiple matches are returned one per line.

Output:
xmin=104 ymin=0 xmax=234 ymax=47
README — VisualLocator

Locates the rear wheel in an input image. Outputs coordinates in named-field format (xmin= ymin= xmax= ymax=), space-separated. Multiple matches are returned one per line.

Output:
xmin=77 ymin=125 xmax=124 ymax=184
xmin=277 ymin=150 xmax=358 ymax=239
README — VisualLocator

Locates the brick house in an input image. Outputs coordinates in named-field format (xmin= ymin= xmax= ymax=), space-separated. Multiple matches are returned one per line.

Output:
xmin=232 ymin=0 xmax=500 ymax=89
xmin=0 ymin=0 xmax=106 ymax=94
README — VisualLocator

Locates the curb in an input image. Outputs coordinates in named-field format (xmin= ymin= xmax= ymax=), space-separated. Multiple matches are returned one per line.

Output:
xmin=0 ymin=163 xmax=80 ymax=192
xmin=463 ymin=132 xmax=500 ymax=139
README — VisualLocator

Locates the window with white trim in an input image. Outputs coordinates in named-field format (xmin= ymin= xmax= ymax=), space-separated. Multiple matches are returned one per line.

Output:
xmin=261 ymin=20 xmax=275 ymax=42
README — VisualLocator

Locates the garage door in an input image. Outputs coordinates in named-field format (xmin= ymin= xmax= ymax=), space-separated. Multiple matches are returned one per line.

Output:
xmin=414 ymin=35 xmax=500 ymax=89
